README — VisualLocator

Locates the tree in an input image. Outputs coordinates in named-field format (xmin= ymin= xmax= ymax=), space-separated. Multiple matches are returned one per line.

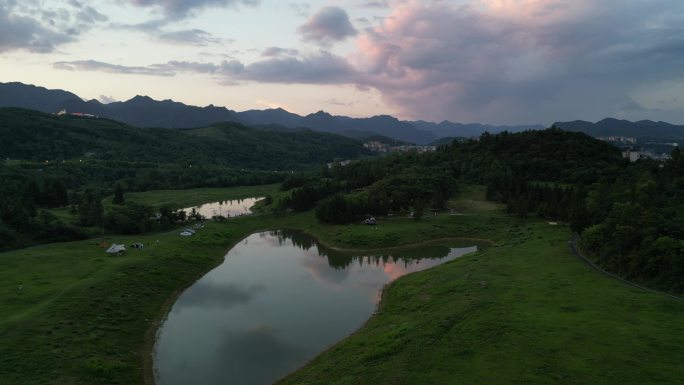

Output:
xmin=569 ymin=187 xmax=589 ymax=233
xmin=79 ymin=190 xmax=103 ymax=227
xmin=112 ymin=183 xmax=125 ymax=205
xmin=413 ymin=199 xmax=425 ymax=220
xmin=52 ymin=180 xmax=68 ymax=207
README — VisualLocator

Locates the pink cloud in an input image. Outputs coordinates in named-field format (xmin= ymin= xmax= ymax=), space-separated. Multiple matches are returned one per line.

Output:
xmin=347 ymin=0 xmax=684 ymax=123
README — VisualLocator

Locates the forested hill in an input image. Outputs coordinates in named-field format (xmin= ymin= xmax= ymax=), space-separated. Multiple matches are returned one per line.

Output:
xmin=0 ymin=108 xmax=369 ymax=171
xmin=277 ymin=128 xmax=625 ymax=221
xmin=278 ymin=128 xmax=684 ymax=293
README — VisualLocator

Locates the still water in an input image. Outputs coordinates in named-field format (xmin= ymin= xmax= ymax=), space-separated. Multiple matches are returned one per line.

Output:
xmin=154 ymin=230 xmax=476 ymax=385
xmin=183 ymin=197 xmax=263 ymax=219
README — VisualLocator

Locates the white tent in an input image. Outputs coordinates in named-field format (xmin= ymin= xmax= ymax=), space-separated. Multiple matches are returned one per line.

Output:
xmin=106 ymin=244 xmax=126 ymax=255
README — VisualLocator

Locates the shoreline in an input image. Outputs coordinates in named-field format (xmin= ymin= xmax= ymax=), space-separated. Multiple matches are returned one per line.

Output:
xmin=141 ymin=223 xmax=491 ymax=385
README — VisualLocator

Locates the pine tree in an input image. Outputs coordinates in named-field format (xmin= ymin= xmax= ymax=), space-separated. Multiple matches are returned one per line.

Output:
xmin=112 ymin=183 xmax=125 ymax=205
xmin=79 ymin=190 xmax=104 ymax=226
xmin=52 ymin=180 xmax=68 ymax=207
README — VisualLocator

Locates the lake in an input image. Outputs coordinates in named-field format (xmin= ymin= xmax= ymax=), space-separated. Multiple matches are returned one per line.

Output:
xmin=154 ymin=230 xmax=477 ymax=385
xmin=183 ymin=197 xmax=263 ymax=219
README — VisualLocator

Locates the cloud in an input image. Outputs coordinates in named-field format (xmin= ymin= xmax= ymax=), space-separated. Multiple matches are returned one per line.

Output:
xmin=0 ymin=2 xmax=74 ymax=53
xmin=53 ymin=60 xmax=176 ymax=76
xmin=98 ymin=95 xmax=118 ymax=104
xmin=297 ymin=6 xmax=358 ymax=45
xmin=54 ymin=52 xmax=355 ymax=84
xmin=243 ymin=51 xmax=356 ymax=83
xmin=326 ymin=98 xmax=352 ymax=106
xmin=289 ymin=2 xmax=310 ymax=17
xmin=348 ymin=0 xmax=684 ymax=123
xmin=48 ymin=1 xmax=684 ymax=124
xmin=0 ymin=0 xmax=111 ymax=53
xmin=360 ymin=1 xmax=388 ymax=8
xmin=115 ymin=18 xmax=228 ymax=46
xmin=261 ymin=46 xmax=299 ymax=57
xmin=76 ymin=6 xmax=108 ymax=24
xmin=165 ymin=59 xmax=245 ymax=75
xmin=126 ymin=0 xmax=260 ymax=19
xmin=157 ymin=29 xmax=226 ymax=45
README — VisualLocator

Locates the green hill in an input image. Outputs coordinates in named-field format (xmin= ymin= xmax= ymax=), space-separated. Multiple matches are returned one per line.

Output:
xmin=0 ymin=107 xmax=370 ymax=171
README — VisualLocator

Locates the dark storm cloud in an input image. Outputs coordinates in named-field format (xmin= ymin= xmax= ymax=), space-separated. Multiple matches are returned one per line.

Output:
xmin=126 ymin=0 xmax=260 ymax=19
xmin=297 ymin=6 xmax=357 ymax=45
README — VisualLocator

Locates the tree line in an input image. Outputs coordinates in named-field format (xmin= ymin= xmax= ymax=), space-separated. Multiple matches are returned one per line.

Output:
xmin=280 ymin=127 xmax=684 ymax=293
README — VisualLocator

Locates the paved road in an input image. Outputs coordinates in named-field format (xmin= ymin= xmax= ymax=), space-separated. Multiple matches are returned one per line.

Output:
xmin=568 ymin=236 xmax=684 ymax=303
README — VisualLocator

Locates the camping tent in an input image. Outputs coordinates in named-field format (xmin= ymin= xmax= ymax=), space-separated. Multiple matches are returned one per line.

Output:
xmin=106 ymin=244 xmax=126 ymax=255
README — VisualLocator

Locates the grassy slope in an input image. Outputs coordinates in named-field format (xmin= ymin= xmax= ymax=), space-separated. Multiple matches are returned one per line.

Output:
xmin=279 ymin=187 xmax=684 ymax=385
xmin=102 ymin=184 xmax=278 ymax=210
xmin=1 ymin=186 xmax=684 ymax=384
xmin=279 ymin=223 xmax=684 ymax=384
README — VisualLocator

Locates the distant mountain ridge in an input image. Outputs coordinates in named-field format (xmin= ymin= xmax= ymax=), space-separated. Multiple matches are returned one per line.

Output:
xmin=0 ymin=81 xmax=543 ymax=143
xmin=412 ymin=120 xmax=545 ymax=139
xmin=554 ymin=118 xmax=684 ymax=139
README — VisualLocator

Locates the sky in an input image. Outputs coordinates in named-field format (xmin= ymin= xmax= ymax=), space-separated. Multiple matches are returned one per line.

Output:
xmin=1 ymin=0 xmax=684 ymax=125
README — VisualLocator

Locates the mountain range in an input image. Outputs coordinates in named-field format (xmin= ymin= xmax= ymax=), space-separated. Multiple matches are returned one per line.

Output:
xmin=554 ymin=118 xmax=684 ymax=140
xmin=0 ymin=82 xmax=544 ymax=144
xmin=3 ymin=82 xmax=683 ymax=144
xmin=0 ymin=107 xmax=369 ymax=170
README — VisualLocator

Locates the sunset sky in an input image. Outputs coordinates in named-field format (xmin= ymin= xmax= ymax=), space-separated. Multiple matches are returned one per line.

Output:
xmin=1 ymin=0 xmax=684 ymax=125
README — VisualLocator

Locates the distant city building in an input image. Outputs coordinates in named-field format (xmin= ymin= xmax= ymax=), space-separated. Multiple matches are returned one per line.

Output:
xmin=643 ymin=151 xmax=672 ymax=161
xmin=327 ymin=159 xmax=352 ymax=168
xmin=56 ymin=109 xmax=97 ymax=118
xmin=598 ymin=136 xmax=637 ymax=144
xmin=620 ymin=146 xmax=642 ymax=162
xmin=363 ymin=141 xmax=436 ymax=154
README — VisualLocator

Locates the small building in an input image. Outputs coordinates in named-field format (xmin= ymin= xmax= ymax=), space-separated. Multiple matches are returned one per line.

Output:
xmin=621 ymin=146 xmax=642 ymax=162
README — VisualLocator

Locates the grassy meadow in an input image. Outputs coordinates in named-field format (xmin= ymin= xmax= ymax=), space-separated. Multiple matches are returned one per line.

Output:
xmin=1 ymin=185 xmax=684 ymax=384
xmin=103 ymin=184 xmax=279 ymax=210
xmin=279 ymin=222 xmax=684 ymax=385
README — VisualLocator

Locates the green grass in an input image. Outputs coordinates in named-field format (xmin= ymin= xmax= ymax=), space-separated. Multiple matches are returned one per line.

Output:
xmin=2 ymin=185 xmax=684 ymax=384
xmin=103 ymin=184 xmax=279 ymax=209
xmin=447 ymin=185 xmax=500 ymax=214
xmin=279 ymin=222 xmax=684 ymax=385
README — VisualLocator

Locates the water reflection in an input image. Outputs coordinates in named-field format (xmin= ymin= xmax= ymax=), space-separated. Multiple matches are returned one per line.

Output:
xmin=155 ymin=231 xmax=477 ymax=385
xmin=174 ymin=282 xmax=265 ymax=311
xmin=274 ymin=230 xmax=458 ymax=270
xmin=183 ymin=197 xmax=263 ymax=219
